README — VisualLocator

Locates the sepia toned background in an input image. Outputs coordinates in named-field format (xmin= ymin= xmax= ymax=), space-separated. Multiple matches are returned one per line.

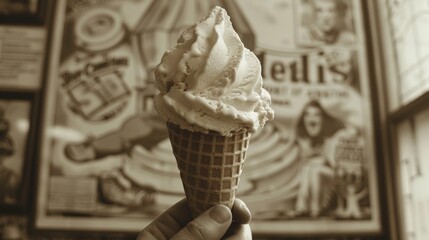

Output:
xmin=0 ymin=0 xmax=428 ymax=239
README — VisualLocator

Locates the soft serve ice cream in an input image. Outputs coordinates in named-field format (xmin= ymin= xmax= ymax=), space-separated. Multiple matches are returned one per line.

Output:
xmin=154 ymin=6 xmax=274 ymax=136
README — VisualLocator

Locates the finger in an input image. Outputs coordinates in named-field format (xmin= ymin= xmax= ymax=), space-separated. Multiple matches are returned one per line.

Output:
xmin=137 ymin=199 xmax=192 ymax=240
xmin=171 ymin=205 xmax=232 ymax=240
xmin=223 ymin=224 xmax=252 ymax=240
xmin=232 ymin=198 xmax=252 ymax=224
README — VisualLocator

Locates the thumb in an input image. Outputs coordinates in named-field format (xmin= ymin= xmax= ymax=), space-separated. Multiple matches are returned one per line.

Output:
xmin=171 ymin=205 xmax=232 ymax=240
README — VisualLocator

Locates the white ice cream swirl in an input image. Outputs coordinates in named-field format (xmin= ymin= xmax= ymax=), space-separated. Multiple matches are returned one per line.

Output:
xmin=154 ymin=6 xmax=274 ymax=136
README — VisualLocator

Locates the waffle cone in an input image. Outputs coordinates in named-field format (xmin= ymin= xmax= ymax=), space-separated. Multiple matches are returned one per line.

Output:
xmin=167 ymin=122 xmax=251 ymax=217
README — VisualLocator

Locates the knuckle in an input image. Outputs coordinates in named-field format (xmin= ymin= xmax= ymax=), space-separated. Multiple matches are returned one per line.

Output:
xmin=186 ymin=221 xmax=207 ymax=240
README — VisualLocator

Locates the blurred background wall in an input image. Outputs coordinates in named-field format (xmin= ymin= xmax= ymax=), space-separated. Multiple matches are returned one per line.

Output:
xmin=0 ymin=0 xmax=428 ymax=239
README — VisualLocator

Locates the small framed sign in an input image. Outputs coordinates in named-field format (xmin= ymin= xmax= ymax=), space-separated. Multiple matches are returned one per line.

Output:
xmin=0 ymin=93 xmax=34 ymax=213
xmin=0 ymin=0 xmax=48 ymax=25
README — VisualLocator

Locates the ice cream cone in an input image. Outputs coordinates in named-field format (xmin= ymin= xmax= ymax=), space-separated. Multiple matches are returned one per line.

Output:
xmin=166 ymin=122 xmax=251 ymax=217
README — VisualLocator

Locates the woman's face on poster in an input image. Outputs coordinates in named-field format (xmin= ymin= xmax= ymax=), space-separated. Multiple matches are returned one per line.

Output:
xmin=303 ymin=105 xmax=322 ymax=137
xmin=313 ymin=0 xmax=338 ymax=33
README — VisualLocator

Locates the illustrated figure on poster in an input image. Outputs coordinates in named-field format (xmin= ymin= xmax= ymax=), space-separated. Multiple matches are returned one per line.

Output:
xmin=335 ymin=147 xmax=369 ymax=219
xmin=298 ymin=0 xmax=355 ymax=46
xmin=340 ymin=184 xmax=367 ymax=218
xmin=290 ymin=100 xmax=346 ymax=218
xmin=0 ymin=107 xmax=18 ymax=204
xmin=64 ymin=113 xmax=168 ymax=207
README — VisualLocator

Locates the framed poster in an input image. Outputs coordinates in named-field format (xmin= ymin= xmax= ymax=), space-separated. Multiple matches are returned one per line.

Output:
xmin=36 ymin=0 xmax=381 ymax=236
xmin=0 ymin=94 xmax=33 ymax=212
xmin=0 ymin=26 xmax=46 ymax=91
xmin=0 ymin=0 xmax=48 ymax=25
xmin=0 ymin=215 xmax=28 ymax=239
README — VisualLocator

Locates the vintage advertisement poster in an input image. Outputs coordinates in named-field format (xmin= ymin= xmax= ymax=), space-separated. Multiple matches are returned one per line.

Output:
xmin=0 ymin=98 xmax=31 ymax=210
xmin=0 ymin=26 xmax=45 ymax=90
xmin=37 ymin=0 xmax=380 ymax=235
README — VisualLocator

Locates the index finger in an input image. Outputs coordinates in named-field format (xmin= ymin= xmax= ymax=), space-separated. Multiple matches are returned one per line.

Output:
xmin=232 ymin=198 xmax=252 ymax=224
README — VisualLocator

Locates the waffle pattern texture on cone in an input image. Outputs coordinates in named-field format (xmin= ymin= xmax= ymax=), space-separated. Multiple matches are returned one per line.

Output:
xmin=167 ymin=122 xmax=251 ymax=217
